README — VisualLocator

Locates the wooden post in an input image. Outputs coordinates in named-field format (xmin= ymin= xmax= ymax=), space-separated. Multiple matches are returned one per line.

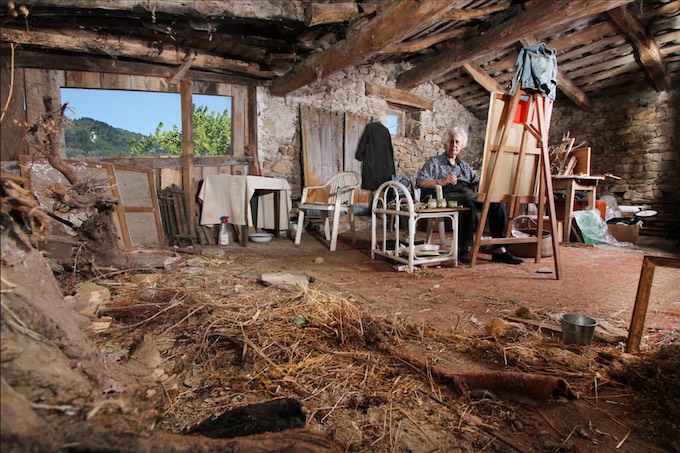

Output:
xmin=246 ymin=84 xmax=260 ymax=175
xmin=626 ymin=256 xmax=680 ymax=353
xmin=180 ymin=80 xmax=195 ymax=238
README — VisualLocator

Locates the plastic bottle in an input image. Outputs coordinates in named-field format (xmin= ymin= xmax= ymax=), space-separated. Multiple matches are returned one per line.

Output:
xmin=219 ymin=215 xmax=230 ymax=246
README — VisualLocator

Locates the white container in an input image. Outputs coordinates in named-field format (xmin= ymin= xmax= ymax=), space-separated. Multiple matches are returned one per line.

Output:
xmin=219 ymin=223 xmax=230 ymax=245
xmin=249 ymin=233 xmax=273 ymax=243
xmin=288 ymin=221 xmax=298 ymax=238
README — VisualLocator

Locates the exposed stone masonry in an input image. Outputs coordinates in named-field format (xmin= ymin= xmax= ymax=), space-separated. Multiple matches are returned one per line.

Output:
xmin=550 ymin=88 xmax=678 ymax=208
xmin=256 ymin=60 xmax=677 ymax=230
xmin=257 ymin=63 xmax=481 ymax=198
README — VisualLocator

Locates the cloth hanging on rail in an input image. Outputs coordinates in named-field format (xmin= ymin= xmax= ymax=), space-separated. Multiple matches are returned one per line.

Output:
xmin=355 ymin=121 xmax=395 ymax=190
xmin=510 ymin=42 xmax=558 ymax=100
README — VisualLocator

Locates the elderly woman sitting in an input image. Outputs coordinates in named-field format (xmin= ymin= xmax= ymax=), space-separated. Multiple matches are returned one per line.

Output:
xmin=416 ymin=125 xmax=522 ymax=265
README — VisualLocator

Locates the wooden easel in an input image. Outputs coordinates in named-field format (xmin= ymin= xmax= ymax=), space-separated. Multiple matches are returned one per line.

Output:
xmin=470 ymin=89 xmax=562 ymax=279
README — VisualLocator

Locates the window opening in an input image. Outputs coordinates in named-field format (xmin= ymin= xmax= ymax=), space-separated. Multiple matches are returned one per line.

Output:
xmin=61 ymin=88 xmax=232 ymax=157
xmin=386 ymin=107 xmax=405 ymax=136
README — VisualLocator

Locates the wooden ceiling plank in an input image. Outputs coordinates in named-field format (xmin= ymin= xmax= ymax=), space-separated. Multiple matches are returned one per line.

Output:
xmin=580 ymin=64 xmax=645 ymax=91
xmin=443 ymin=3 xmax=511 ymax=20
xmin=379 ymin=28 xmax=472 ymax=54
xmin=396 ymin=0 xmax=635 ymax=90
xmin=483 ymin=53 xmax=520 ymax=75
xmin=442 ymin=81 xmax=474 ymax=95
xmin=574 ymin=59 xmax=639 ymax=86
xmin=560 ymin=45 xmax=633 ymax=73
xmin=643 ymin=0 xmax=680 ymax=22
xmin=269 ymin=0 xmax=465 ymax=96
xmin=660 ymin=42 xmax=680 ymax=55
xmin=542 ymin=21 xmax=617 ymax=52
xmin=448 ymin=79 xmax=482 ymax=96
xmin=304 ymin=2 xmax=377 ymax=26
xmin=556 ymin=35 xmax=627 ymax=63
xmin=1 ymin=27 xmax=275 ymax=78
xmin=568 ymin=54 xmax=636 ymax=79
xmin=462 ymin=63 xmax=506 ymax=93
xmin=521 ymin=35 xmax=591 ymax=110
xmin=608 ymin=5 xmax=672 ymax=91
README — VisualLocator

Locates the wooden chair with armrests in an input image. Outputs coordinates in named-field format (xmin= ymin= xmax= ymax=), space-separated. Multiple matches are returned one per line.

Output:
xmin=294 ymin=171 xmax=361 ymax=251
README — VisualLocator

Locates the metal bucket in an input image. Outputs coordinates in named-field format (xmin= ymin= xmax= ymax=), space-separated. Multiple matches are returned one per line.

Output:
xmin=561 ymin=314 xmax=597 ymax=346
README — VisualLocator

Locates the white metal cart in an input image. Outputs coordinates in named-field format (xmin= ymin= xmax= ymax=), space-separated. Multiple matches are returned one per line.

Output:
xmin=370 ymin=180 xmax=467 ymax=272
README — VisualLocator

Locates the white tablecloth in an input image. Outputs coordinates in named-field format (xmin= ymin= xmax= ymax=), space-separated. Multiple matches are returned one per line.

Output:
xmin=198 ymin=175 xmax=292 ymax=231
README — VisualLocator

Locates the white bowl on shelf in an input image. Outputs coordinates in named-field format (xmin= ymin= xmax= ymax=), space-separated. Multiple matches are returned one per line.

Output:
xmin=248 ymin=232 xmax=274 ymax=243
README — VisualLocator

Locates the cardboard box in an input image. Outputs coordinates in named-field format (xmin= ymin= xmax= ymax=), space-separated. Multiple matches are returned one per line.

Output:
xmin=608 ymin=223 xmax=640 ymax=243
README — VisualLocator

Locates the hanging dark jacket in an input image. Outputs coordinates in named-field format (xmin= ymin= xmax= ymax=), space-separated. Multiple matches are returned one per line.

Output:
xmin=355 ymin=122 xmax=395 ymax=190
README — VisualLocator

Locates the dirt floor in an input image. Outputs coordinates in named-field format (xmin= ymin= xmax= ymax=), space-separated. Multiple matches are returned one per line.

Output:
xmin=227 ymin=218 xmax=680 ymax=344
xmin=47 ymin=215 xmax=677 ymax=453
xmin=2 ymin=211 xmax=673 ymax=453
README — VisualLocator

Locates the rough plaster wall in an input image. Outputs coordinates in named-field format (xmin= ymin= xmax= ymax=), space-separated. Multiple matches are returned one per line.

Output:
xmin=257 ymin=63 xmax=481 ymax=198
xmin=550 ymin=87 xmax=679 ymax=208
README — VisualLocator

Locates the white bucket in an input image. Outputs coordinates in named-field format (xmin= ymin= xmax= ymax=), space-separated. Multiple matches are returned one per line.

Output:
xmin=288 ymin=221 xmax=299 ymax=238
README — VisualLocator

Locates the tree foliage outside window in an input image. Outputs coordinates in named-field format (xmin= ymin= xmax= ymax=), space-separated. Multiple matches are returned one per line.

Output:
xmin=62 ymin=89 xmax=232 ymax=158
xmin=129 ymin=104 xmax=232 ymax=156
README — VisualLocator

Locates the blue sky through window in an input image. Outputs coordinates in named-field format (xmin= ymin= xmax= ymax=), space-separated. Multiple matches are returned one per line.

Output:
xmin=60 ymin=88 xmax=232 ymax=135
xmin=386 ymin=112 xmax=400 ymax=135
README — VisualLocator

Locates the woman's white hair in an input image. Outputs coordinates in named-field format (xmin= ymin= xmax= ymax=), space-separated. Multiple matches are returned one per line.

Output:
xmin=443 ymin=125 xmax=469 ymax=149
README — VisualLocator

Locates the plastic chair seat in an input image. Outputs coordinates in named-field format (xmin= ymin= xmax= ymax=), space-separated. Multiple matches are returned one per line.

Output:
xmin=294 ymin=172 xmax=361 ymax=251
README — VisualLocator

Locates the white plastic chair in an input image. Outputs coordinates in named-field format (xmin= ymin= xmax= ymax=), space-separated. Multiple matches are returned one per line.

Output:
xmin=294 ymin=171 xmax=361 ymax=251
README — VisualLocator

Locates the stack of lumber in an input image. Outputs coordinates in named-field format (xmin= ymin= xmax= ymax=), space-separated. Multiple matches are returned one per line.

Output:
xmin=549 ymin=132 xmax=585 ymax=176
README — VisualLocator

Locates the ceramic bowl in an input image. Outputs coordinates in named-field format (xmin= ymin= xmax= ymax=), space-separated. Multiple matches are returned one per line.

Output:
xmin=248 ymin=233 xmax=274 ymax=243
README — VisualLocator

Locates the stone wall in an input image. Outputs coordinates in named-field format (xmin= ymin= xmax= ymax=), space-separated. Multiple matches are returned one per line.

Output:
xmin=256 ymin=63 xmax=482 ymax=197
xmin=550 ymin=88 xmax=679 ymax=208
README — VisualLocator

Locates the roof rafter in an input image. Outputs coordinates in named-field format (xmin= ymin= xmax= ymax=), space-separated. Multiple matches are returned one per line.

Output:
xmin=269 ymin=0 xmax=466 ymax=96
xmin=396 ymin=0 xmax=635 ymax=91
xmin=607 ymin=5 xmax=672 ymax=91
xmin=462 ymin=63 xmax=505 ymax=93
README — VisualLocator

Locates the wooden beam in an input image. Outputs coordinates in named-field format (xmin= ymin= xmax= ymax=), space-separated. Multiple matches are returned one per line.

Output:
xmin=555 ymin=71 xmax=592 ymax=110
xmin=396 ymin=0 xmax=635 ymax=90
xmin=168 ymin=51 xmax=197 ymax=86
xmin=10 ymin=50 xmax=268 ymax=86
xmin=1 ymin=27 xmax=275 ymax=79
xmin=364 ymin=82 xmax=433 ymax=110
xmin=607 ymin=6 xmax=672 ymax=91
xmin=11 ymin=0 xmax=305 ymax=21
xmin=304 ymin=2 xmax=377 ymax=26
xmin=378 ymin=28 xmax=472 ymax=54
xmin=462 ymin=63 xmax=505 ymax=93
xmin=269 ymin=0 xmax=465 ymax=96
xmin=520 ymin=35 xmax=592 ymax=110
xmin=245 ymin=85 xmax=260 ymax=175
xmin=180 ymin=80 xmax=195 ymax=238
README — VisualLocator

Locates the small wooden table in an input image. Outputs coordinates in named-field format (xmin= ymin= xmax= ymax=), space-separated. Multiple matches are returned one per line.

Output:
xmin=198 ymin=174 xmax=291 ymax=246
xmin=551 ymin=175 xmax=605 ymax=242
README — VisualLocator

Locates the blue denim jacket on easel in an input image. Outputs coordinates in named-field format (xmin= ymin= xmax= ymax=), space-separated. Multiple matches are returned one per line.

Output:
xmin=510 ymin=42 xmax=558 ymax=100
